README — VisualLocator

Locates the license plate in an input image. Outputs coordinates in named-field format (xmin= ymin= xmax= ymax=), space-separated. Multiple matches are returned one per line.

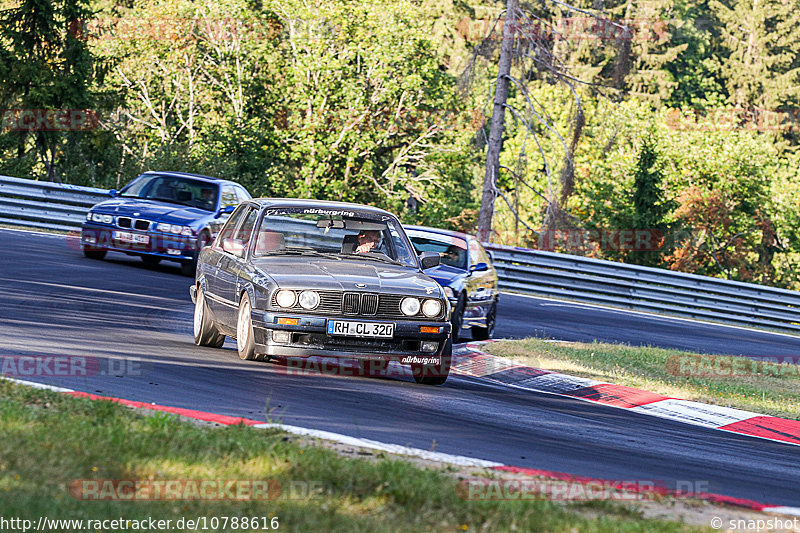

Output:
xmin=327 ymin=320 xmax=394 ymax=338
xmin=113 ymin=231 xmax=149 ymax=244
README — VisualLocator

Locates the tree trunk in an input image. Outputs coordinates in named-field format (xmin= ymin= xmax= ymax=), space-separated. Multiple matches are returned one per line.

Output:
xmin=476 ymin=0 xmax=518 ymax=243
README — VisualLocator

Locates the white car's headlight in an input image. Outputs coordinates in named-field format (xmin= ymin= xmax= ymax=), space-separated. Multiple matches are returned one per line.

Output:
xmin=298 ymin=290 xmax=320 ymax=310
xmin=276 ymin=290 xmax=297 ymax=308
xmin=400 ymin=297 xmax=420 ymax=316
xmin=422 ymin=299 xmax=442 ymax=318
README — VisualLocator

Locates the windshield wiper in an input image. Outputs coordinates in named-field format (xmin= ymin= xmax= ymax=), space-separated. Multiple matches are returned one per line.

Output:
xmin=260 ymin=249 xmax=342 ymax=260
xmin=338 ymin=252 xmax=402 ymax=265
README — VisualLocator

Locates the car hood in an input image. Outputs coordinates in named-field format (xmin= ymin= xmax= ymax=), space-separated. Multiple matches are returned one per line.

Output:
xmin=251 ymin=257 xmax=444 ymax=299
xmin=421 ymin=264 xmax=466 ymax=288
xmin=90 ymin=199 xmax=212 ymax=224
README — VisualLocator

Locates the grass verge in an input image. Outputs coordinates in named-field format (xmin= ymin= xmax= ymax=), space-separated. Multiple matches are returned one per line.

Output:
xmin=482 ymin=338 xmax=800 ymax=420
xmin=0 ymin=380 xmax=707 ymax=532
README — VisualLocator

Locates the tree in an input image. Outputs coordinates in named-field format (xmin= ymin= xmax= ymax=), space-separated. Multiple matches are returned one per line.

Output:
xmin=630 ymin=129 xmax=671 ymax=266
xmin=0 ymin=0 xmax=99 ymax=182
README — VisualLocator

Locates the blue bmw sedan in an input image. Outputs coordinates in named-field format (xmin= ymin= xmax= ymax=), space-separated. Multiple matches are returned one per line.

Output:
xmin=405 ymin=225 xmax=499 ymax=341
xmin=80 ymin=171 xmax=251 ymax=275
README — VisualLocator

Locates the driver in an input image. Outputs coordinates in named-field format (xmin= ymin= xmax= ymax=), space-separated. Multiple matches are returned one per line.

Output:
xmin=355 ymin=230 xmax=381 ymax=253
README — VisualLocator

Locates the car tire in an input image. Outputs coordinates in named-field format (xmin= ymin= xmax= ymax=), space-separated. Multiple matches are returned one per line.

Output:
xmin=181 ymin=231 xmax=211 ymax=277
xmin=193 ymin=286 xmax=225 ymax=348
xmin=412 ymin=337 xmax=452 ymax=386
xmin=450 ymin=293 xmax=465 ymax=343
xmin=142 ymin=256 xmax=161 ymax=266
xmin=82 ymin=247 xmax=106 ymax=260
xmin=236 ymin=292 xmax=257 ymax=361
xmin=471 ymin=302 xmax=496 ymax=341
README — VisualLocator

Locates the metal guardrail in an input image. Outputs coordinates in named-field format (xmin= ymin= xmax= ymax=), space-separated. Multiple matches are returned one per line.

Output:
xmin=0 ymin=175 xmax=110 ymax=231
xmin=1 ymin=175 xmax=799 ymax=334
xmin=485 ymin=243 xmax=800 ymax=334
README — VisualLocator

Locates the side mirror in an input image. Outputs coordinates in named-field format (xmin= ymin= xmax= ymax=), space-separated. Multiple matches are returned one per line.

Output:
xmin=217 ymin=205 xmax=236 ymax=217
xmin=419 ymin=251 xmax=440 ymax=270
xmin=108 ymin=189 xmax=117 ymax=198
xmin=222 ymin=238 xmax=245 ymax=257
xmin=470 ymin=262 xmax=489 ymax=273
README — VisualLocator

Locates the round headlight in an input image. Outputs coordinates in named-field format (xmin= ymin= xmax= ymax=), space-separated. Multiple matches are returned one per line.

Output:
xmin=422 ymin=299 xmax=442 ymax=318
xmin=158 ymin=223 xmax=171 ymax=232
xmin=298 ymin=290 xmax=320 ymax=310
xmin=181 ymin=226 xmax=193 ymax=236
xmin=275 ymin=290 xmax=296 ymax=308
xmin=170 ymin=224 xmax=182 ymax=234
xmin=101 ymin=215 xmax=113 ymax=224
xmin=400 ymin=297 xmax=420 ymax=316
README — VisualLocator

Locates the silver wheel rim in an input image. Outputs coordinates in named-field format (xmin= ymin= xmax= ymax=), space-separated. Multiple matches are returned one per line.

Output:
xmin=237 ymin=296 xmax=251 ymax=353
xmin=193 ymin=289 xmax=203 ymax=339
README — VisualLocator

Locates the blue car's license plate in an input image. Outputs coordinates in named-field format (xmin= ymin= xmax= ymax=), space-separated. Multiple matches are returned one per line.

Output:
xmin=327 ymin=320 xmax=394 ymax=338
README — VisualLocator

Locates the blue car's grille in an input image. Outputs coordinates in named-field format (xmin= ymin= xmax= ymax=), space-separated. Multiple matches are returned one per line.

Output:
xmin=271 ymin=291 xmax=444 ymax=320
xmin=117 ymin=217 xmax=152 ymax=231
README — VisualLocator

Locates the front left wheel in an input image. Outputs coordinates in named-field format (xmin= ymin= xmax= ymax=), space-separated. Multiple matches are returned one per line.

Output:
xmin=236 ymin=292 xmax=257 ymax=360
xmin=412 ymin=337 xmax=452 ymax=386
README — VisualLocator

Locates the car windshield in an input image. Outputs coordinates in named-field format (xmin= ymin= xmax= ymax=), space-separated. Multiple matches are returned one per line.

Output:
xmin=407 ymin=231 xmax=468 ymax=270
xmin=252 ymin=207 xmax=418 ymax=268
xmin=119 ymin=175 xmax=219 ymax=211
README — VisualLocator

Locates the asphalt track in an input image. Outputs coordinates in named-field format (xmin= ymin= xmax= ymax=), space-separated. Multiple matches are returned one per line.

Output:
xmin=3 ymin=228 xmax=800 ymax=506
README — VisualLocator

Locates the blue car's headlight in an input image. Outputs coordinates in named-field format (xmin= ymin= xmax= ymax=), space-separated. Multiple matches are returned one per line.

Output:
xmin=90 ymin=213 xmax=113 ymax=224
xmin=157 ymin=223 xmax=193 ymax=236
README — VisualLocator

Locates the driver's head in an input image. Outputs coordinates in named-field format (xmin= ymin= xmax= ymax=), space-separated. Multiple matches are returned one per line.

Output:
xmin=201 ymin=188 xmax=215 ymax=200
xmin=357 ymin=230 xmax=380 ymax=245
xmin=445 ymin=245 xmax=461 ymax=260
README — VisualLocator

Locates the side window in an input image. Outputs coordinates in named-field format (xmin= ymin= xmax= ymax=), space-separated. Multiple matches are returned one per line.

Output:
xmin=234 ymin=185 xmax=251 ymax=202
xmin=213 ymin=204 xmax=248 ymax=249
xmin=220 ymin=185 xmax=239 ymax=208
xmin=232 ymin=208 xmax=258 ymax=251
xmin=469 ymin=238 xmax=490 ymax=266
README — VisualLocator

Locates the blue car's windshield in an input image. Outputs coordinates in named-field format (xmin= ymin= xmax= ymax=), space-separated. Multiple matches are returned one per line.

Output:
xmin=406 ymin=231 xmax=468 ymax=270
xmin=120 ymin=175 xmax=219 ymax=211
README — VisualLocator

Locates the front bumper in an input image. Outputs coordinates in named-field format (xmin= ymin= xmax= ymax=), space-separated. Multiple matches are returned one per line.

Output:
xmin=81 ymin=223 xmax=197 ymax=262
xmin=252 ymin=311 xmax=451 ymax=362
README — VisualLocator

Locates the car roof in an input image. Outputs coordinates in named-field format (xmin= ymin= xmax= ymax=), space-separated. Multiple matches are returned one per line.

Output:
xmin=250 ymin=198 xmax=399 ymax=218
xmin=404 ymin=225 xmax=473 ymax=241
xmin=141 ymin=170 xmax=238 ymax=185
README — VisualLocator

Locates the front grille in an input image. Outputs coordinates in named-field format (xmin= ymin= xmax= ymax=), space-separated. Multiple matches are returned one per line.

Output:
xmin=342 ymin=292 xmax=360 ymax=314
xmin=271 ymin=290 xmax=444 ymax=320
xmin=116 ymin=217 xmax=151 ymax=231
xmin=361 ymin=293 xmax=378 ymax=315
